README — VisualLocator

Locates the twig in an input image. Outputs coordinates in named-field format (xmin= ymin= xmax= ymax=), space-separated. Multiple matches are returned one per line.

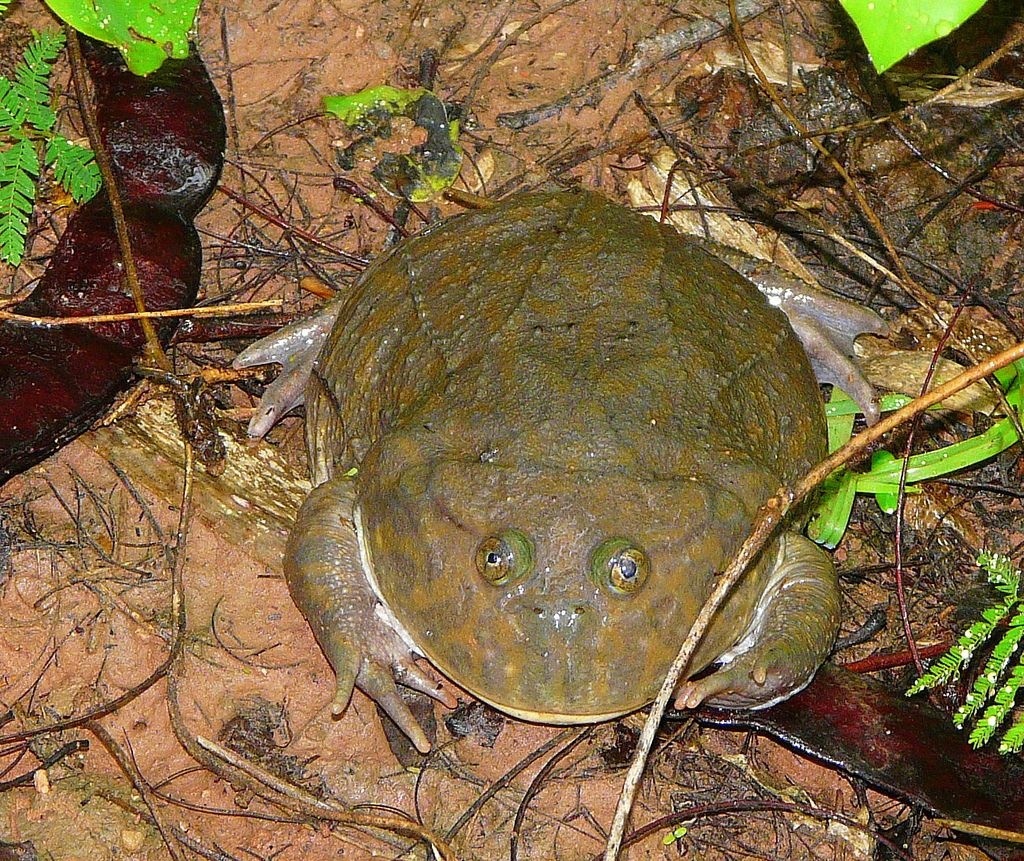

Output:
xmin=511 ymin=728 xmax=593 ymax=861
xmin=218 ymin=181 xmax=368 ymax=268
xmin=0 ymin=299 xmax=282 ymax=327
xmin=923 ymin=22 xmax=1024 ymax=107
xmin=86 ymin=721 xmax=188 ymax=861
xmin=191 ymin=734 xmax=459 ymax=859
xmin=65 ymin=30 xmax=171 ymax=373
xmin=605 ymin=797 xmax=913 ymax=859
xmin=931 ymin=819 xmax=1024 ymax=844
xmin=443 ymin=727 xmax=579 ymax=842
xmin=603 ymin=338 xmax=1024 ymax=861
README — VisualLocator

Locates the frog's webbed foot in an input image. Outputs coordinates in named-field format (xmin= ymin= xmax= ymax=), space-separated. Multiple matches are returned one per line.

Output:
xmin=708 ymin=243 xmax=888 ymax=424
xmin=675 ymin=533 xmax=840 ymax=711
xmin=232 ymin=300 xmax=343 ymax=438
xmin=286 ymin=476 xmax=456 ymax=753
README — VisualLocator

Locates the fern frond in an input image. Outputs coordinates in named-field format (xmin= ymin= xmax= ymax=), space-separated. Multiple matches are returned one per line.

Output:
xmin=979 ymin=553 xmax=1020 ymax=595
xmin=910 ymin=553 xmax=1024 ymax=753
xmin=15 ymin=31 xmax=65 ymax=132
xmin=0 ymin=138 xmax=39 ymax=265
xmin=908 ymin=603 xmax=1012 ymax=696
xmin=0 ymin=0 xmax=10 ymax=16
xmin=969 ymin=659 xmax=1024 ymax=748
xmin=46 ymin=136 xmax=100 ymax=201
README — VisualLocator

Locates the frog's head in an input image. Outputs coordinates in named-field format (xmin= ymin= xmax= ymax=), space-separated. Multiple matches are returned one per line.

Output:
xmin=355 ymin=436 xmax=760 ymax=723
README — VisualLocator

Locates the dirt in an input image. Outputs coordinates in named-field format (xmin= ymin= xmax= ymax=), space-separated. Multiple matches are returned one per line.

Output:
xmin=3 ymin=0 xmax=1024 ymax=859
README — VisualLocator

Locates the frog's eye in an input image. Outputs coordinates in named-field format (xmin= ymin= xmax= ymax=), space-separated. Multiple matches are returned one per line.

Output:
xmin=590 ymin=538 xmax=650 ymax=594
xmin=475 ymin=529 xmax=534 ymax=586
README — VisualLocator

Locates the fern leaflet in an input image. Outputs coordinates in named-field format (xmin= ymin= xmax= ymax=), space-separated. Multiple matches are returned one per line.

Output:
xmin=0 ymin=139 xmax=39 ymax=266
xmin=910 ymin=553 xmax=1024 ymax=753
xmin=46 ymin=136 xmax=100 ymax=201
xmin=0 ymin=77 xmax=26 ymax=131
xmin=0 ymin=30 xmax=99 ymax=266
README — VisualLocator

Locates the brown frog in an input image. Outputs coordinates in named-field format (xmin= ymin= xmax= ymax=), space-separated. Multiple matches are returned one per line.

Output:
xmin=235 ymin=189 xmax=885 ymax=752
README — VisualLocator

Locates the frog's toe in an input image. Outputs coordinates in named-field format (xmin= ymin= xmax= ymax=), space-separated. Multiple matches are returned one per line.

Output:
xmin=319 ymin=632 xmax=455 ymax=752
xmin=233 ymin=299 xmax=342 ymax=437
xmin=356 ymin=661 xmax=435 ymax=753
xmin=674 ymin=654 xmax=796 ymax=711
xmin=787 ymin=312 xmax=882 ymax=424
xmin=242 ymin=349 xmax=319 ymax=437
xmin=393 ymin=657 xmax=459 ymax=709
xmin=353 ymin=652 xmax=456 ymax=753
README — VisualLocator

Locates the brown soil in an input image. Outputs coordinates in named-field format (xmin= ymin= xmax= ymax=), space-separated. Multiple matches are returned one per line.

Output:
xmin=3 ymin=0 xmax=1024 ymax=859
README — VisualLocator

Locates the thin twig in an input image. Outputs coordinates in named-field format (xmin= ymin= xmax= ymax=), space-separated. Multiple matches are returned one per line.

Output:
xmin=0 ymin=299 xmax=282 ymax=327
xmin=65 ymin=30 xmax=171 ymax=373
xmin=923 ymin=22 xmax=1024 ymax=106
xmin=86 ymin=721 xmax=188 ymax=861
xmin=191 ymin=734 xmax=459 ymax=859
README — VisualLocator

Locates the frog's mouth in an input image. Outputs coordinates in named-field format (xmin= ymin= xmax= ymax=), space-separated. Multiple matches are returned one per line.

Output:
xmin=354 ymin=503 xmax=424 ymax=656
xmin=462 ymin=694 xmax=634 ymax=726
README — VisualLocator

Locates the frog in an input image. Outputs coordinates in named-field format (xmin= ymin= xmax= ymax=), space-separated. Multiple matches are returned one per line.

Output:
xmin=234 ymin=188 xmax=886 ymax=753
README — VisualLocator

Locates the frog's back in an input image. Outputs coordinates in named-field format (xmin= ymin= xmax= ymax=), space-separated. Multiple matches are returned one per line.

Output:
xmin=306 ymin=189 xmax=824 ymax=493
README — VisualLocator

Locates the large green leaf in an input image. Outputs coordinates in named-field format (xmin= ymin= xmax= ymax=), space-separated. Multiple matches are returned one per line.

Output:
xmin=840 ymin=0 xmax=987 ymax=73
xmin=44 ymin=0 xmax=201 ymax=75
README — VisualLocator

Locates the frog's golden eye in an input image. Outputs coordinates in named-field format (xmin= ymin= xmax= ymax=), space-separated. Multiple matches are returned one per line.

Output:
xmin=475 ymin=529 xmax=534 ymax=586
xmin=590 ymin=538 xmax=650 ymax=594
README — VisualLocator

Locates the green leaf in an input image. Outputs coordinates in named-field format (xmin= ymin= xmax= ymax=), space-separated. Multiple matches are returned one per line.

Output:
xmin=43 ymin=0 xmax=201 ymax=75
xmin=46 ymin=136 xmax=101 ymax=202
xmin=840 ymin=0 xmax=987 ymax=73
xmin=870 ymin=450 xmax=899 ymax=514
xmin=907 ymin=554 xmax=1024 ymax=753
xmin=323 ymin=85 xmax=429 ymax=126
xmin=0 ymin=139 xmax=40 ymax=266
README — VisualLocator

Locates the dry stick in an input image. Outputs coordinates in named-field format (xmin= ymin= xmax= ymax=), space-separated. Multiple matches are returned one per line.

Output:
xmin=193 ymin=735 xmax=459 ymax=859
xmin=65 ymin=29 xmax=171 ymax=374
xmin=0 ymin=299 xmax=282 ymax=326
xmin=923 ymin=21 xmax=1024 ymax=106
xmin=931 ymin=819 xmax=1024 ymax=845
xmin=86 ymin=721 xmax=188 ymax=861
xmin=497 ymin=0 xmax=769 ymax=129
xmin=602 ymin=339 xmax=1024 ymax=861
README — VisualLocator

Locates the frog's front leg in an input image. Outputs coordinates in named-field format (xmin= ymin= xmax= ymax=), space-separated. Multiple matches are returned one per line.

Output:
xmin=285 ymin=475 xmax=457 ymax=752
xmin=675 ymin=532 xmax=840 ymax=710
